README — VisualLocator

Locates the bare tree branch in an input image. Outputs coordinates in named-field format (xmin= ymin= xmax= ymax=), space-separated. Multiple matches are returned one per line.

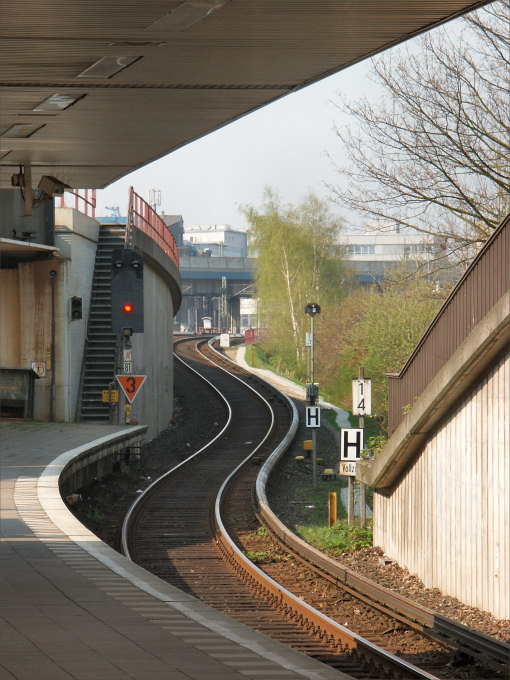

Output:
xmin=327 ymin=1 xmax=509 ymax=266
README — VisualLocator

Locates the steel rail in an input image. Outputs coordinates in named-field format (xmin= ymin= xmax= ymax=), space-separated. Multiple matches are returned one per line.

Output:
xmin=252 ymin=366 xmax=510 ymax=667
xmin=207 ymin=339 xmax=443 ymax=680
xmin=120 ymin=336 xmax=232 ymax=559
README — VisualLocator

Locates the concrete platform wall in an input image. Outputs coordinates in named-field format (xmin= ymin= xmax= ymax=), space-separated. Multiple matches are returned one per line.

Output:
xmin=60 ymin=426 xmax=148 ymax=497
xmin=374 ymin=349 xmax=509 ymax=619
xmin=127 ymin=263 xmax=175 ymax=438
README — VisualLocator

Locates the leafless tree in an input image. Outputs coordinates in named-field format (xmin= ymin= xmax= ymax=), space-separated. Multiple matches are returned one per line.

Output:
xmin=328 ymin=1 xmax=509 ymax=266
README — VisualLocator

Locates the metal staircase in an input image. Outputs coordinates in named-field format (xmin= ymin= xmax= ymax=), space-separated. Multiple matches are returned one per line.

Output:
xmin=79 ymin=224 xmax=125 ymax=422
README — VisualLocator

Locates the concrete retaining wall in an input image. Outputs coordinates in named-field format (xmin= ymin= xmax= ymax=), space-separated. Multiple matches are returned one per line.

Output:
xmin=373 ymin=349 xmax=509 ymax=619
xmin=127 ymin=263 xmax=175 ymax=438
xmin=60 ymin=426 xmax=148 ymax=498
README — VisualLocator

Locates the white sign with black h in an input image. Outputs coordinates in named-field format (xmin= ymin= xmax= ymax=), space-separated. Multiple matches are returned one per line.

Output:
xmin=340 ymin=428 xmax=364 ymax=461
xmin=306 ymin=406 xmax=321 ymax=428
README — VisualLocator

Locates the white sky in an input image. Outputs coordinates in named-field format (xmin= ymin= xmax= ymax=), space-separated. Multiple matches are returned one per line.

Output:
xmin=94 ymin=59 xmax=380 ymax=230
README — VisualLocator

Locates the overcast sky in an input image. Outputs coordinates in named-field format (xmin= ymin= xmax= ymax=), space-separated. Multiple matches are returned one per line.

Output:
xmin=94 ymin=59 xmax=380 ymax=230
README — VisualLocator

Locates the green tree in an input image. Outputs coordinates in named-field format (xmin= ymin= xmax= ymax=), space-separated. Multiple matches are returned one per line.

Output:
xmin=317 ymin=270 xmax=444 ymax=427
xmin=243 ymin=189 xmax=347 ymax=374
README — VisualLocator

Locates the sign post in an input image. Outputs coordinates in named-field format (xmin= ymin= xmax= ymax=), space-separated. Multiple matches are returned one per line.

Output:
xmin=357 ymin=367 xmax=370 ymax=526
xmin=306 ymin=405 xmax=321 ymax=487
xmin=352 ymin=375 xmax=372 ymax=416
xmin=339 ymin=426 xmax=364 ymax=525
xmin=304 ymin=303 xmax=321 ymax=487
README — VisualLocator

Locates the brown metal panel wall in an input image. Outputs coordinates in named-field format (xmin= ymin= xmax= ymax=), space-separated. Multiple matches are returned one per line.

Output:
xmin=374 ymin=351 xmax=510 ymax=619
xmin=0 ymin=270 xmax=21 ymax=366
xmin=388 ymin=215 xmax=510 ymax=432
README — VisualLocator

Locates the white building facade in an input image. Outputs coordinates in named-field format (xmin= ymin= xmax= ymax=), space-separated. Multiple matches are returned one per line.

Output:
xmin=183 ymin=225 xmax=247 ymax=258
xmin=338 ymin=230 xmax=437 ymax=282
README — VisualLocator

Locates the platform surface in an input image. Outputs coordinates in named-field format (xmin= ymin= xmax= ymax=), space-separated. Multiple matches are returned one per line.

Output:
xmin=0 ymin=421 xmax=350 ymax=680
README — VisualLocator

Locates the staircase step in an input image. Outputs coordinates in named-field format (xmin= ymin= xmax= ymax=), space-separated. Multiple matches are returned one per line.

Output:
xmin=79 ymin=223 xmax=125 ymax=423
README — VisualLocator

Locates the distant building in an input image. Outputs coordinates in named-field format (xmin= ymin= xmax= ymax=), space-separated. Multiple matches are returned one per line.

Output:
xmin=161 ymin=214 xmax=184 ymax=247
xmin=338 ymin=230 xmax=438 ymax=283
xmin=183 ymin=224 xmax=247 ymax=258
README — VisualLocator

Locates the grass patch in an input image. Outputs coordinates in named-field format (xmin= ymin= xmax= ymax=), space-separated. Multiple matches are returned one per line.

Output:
xmin=347 ymin=412 xmax=382 ymax=440
xmin=243 ymin=550 xmax=288 ymax=564
xmin=294 ymin=482 xmax=347 ymax=524
xmin=322 ymin=408 xmax=341 ymax=430
xmin=296 ymin=519 xmax=373 ymax=555
xmin=246 ymin=526 xmax=268 ymax=540
xmin=293 ymin=482 xmax=373 ymax=554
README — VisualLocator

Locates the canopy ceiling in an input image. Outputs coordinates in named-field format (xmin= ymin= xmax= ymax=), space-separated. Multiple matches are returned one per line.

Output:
xmin=0 ymin=1 xmax=489 ymax=190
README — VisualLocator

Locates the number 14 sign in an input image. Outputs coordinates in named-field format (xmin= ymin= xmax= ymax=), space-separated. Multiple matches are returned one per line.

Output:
xmin=352 ymin=379 xmax=371 ymax=416
xmin=116 ymin=375 xmax=147 ymax=404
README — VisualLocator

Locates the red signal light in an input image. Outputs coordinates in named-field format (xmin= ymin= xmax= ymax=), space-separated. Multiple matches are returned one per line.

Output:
xmin=123 ymin=303 xmax=133 ymax=313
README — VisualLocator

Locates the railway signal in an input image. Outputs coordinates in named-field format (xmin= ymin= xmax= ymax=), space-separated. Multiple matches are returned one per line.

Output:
xmin=111 ymin=248 xmax=144 ymax=334
xmin=70 ymin=296 xmax=83 ymax=320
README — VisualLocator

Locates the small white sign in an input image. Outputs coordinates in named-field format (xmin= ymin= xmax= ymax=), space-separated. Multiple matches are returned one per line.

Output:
xmin=240 ymin=298 xmax=257 ymax=315
xmin=220 ymin=333 xmax=230 ymax=348
xmin=31 ymin=361 xmax=46 ymax=377
xmin=352 ymin=379 xmax=372 ymax=415
xmin=123 ymin=361 xmax=132 ymax=374
xmin=306 ymin=406 xmax=321 ymax=428
xmin=123 ymin=349 xmax=132 ymax=362
xmin=339 ymin=461 xmax=357 ymax=477
xmin=340 ymin=428 xmax=364 ymax=461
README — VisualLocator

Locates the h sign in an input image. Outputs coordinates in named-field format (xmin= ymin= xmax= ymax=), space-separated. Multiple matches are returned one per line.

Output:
xmin=340 ymin=428 xmax=364 ymax=461
xmin=306 ymin=406 xmax=321 ymax=428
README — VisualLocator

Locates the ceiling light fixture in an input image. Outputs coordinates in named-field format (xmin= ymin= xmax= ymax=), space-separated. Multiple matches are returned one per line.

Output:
xmin=33 ymin=94 xmax=85 ymax=112
xmin=147 ymin=1 xmax=229 ymax=32
xmin=1 ymin=124 xmax=44 ymax=138
xmin=77 ymin=55 xmax=142 ymax=79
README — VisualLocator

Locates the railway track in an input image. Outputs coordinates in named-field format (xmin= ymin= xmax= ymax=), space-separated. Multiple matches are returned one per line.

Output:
xmin=122 ymin=336 xmax=509 ymax=680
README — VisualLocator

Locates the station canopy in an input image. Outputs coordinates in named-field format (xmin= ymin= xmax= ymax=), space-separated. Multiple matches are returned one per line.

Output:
xmin=0 ymin=1 xmax=489 ymax=191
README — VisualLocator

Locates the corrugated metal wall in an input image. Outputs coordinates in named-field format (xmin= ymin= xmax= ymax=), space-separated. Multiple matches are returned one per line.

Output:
xmin=374 ymin=349 xmax=509 ymax=619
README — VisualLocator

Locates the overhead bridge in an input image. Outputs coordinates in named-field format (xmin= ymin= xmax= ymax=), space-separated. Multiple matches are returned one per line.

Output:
xmin=177 ymin=254 xmax=255 ymax=332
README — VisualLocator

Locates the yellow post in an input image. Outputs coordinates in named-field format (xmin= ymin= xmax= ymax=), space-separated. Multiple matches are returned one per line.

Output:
xmin=328 ymin=492 xmax=337 ymax=527
xmin=124 ymin=403 xmax=132 ymax=424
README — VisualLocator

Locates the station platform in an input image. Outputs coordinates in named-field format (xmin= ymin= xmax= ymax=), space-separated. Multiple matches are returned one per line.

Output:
xmin=0 ymin=421 xmax=349 ymax=680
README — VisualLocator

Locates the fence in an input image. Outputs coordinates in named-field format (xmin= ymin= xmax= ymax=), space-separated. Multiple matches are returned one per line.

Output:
xmin=127 ymin=187 xmax=179 ymax=269
xmin=59 ymin=189 xmax=96 ymax=218
xmin=387 ymin=214 xmax=510 ymax=433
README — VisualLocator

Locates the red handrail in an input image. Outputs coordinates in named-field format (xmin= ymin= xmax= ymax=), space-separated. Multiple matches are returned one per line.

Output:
xmin=127 ymin=187 xmax=179 ymax=269
xmin=59 ymin=189 xmax=96 ymax=219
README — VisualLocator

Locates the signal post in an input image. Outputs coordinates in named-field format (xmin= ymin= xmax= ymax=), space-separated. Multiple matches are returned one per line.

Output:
xmin=111 ymin=248 xmax=145 ymax=425
xmin=304 ymin=303 xmax=321 ymax=487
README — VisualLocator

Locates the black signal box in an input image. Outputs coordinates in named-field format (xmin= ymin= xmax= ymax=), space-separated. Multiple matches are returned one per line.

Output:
xmin=70 ymin=296 xmax=83 ymax=320
xmin=111 ymin=248 xmax=144 ymax=334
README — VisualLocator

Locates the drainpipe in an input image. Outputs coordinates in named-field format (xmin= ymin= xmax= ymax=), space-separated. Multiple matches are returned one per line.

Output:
xmin=49 ymin=269 xmax=57 ymax=421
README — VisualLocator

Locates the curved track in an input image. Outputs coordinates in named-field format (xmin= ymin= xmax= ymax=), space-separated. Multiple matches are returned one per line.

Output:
xmin=123 ymin=336 xmax=508 ymax=680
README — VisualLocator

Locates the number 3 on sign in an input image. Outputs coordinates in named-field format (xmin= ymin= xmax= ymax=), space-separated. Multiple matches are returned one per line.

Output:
xmin=116 ymin=375 xmax=147 ymax=404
